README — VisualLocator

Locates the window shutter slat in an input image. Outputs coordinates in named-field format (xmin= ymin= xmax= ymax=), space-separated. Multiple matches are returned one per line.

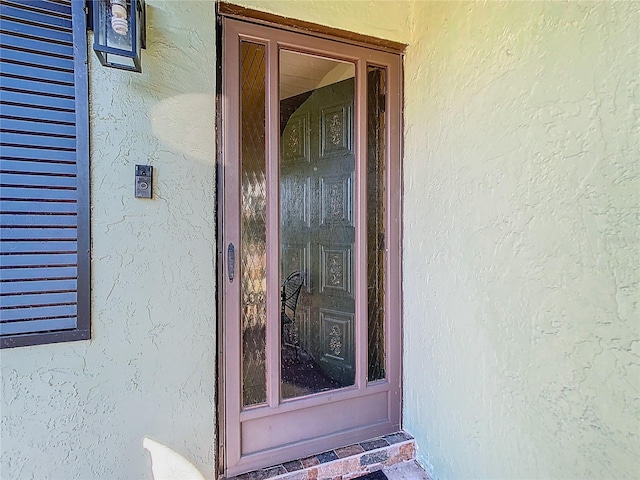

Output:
xmin=0 ymin=132 xmax=76 ymax=149
xmin=0 ymin=303 xmax=77 ymax=322
xmin=0 ymin=316 xmax=76 ymax=335
xmin=1 ymin=240 xmax=78 ymax=253
xmin=0 ymin=61 xmax=74 ymax=84
xmin=0 ymin=18 xmax=72 ymax=43
xmin=0 ymin=187 xmax=78 ymax=201
xmin=4 ymin=0 xmax=73 ymax=17
xmin=1 ymin=46 xmax=74 ymax=70
xmin=1 ymin=291 xmax=77 ymax=308
xmin=1 ymin=265 xmax=78 ymax=281
xmin=0 ymin=253 xmax=78 ymax=268
xmin=0 ymin=208 xmax=78 ymax=221
xmin=0 ymin=4 xmax=73 ymax=29
xmin=0 ymin=104 xmax=75 ymax=123
xmin=1 ymin=214 xmax=78 ymax=228
xmin=1 ymin=171 xmax=78 ymax=186
xmin=1 ymin=146 xmax=77 ymax=160
xmin=1 ymin=227 xmax=76 ymax=241
xmin=1 ymin=0 xmax=89 ymax=348
xmin=0 ymin=317 xmax=77 ymax=336
xmin=0 ymin=32 xmax=73 ymax=55
xmin=2 ymin=159 xmax=78 ymax=175
xmin=1 ymin=278 xmax=77 ymax=295
xmin=1 ymin=90 xmax=75 ymax=111
xmin=1 ymin=120 xmax=76 ymax=137
xmin=1 ymin=74 xmax=75 ymax=96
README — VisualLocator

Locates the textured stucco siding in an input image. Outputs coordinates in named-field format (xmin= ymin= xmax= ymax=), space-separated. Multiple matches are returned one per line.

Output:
xmin=1 ymin=1 xmax=217 ymax=479
xmin=403 ymin=2 xmax=639 ymax=479
xmin=1 ymin=1 xmax=638 ymax=480
xmin=228 ymin=0 xmax=413 ymax=44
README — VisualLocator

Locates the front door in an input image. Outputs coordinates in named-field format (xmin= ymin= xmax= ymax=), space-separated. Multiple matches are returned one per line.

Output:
xmin=221 ymin=16 xmax=402 ymax=477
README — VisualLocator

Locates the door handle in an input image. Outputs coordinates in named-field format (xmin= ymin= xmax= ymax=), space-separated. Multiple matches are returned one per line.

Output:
xmin=227 ymin=243 xmax=235 ymax=282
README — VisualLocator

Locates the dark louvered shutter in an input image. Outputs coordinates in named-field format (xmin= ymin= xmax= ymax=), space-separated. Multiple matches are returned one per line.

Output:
xmin=1 ymin=0 xmax=90 ymax=348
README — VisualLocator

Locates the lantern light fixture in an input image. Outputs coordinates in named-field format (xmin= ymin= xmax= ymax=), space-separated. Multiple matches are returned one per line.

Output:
xmin=91 ymin=0 xmax=146 ymax=73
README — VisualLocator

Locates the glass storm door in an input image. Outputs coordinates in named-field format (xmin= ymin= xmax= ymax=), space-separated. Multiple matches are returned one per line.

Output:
xmin=221 ymin=17 xmax=402 ymax=477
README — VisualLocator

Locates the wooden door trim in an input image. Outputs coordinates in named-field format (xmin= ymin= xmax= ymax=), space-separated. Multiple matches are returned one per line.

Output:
xmin=217 ymin=2 xmax=406 ymax=55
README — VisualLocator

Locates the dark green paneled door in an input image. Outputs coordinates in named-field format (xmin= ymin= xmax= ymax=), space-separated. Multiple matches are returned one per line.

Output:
xmin=281 ymin=74 xmax=356 ymax=392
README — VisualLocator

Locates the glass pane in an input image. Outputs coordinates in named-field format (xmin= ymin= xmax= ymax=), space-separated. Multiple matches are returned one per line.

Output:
xmin=367 ymin=66 xmax=387 ymax=382
xmin=98 ymin=0 xmax=134 ymax=51
xmin=279 ymin=50 xmax=356 ymax=399
xmin=241 ymin=41 xmax=267 ymax=407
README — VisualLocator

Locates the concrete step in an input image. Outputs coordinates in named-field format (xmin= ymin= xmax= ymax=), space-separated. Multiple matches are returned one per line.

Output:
xmin=227 ymin=431 xmax=430 ymax=480
xmin=382 ymin=460 xmax=431 ymax=480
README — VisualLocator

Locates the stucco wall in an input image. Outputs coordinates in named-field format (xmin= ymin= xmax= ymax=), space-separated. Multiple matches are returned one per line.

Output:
xmin=2 ymin=1 xmax=638 ymax=480
xmin=1 ymin=1 xmax=217 ymax=479
xmin=403 ymin=1 xmax=639 ymax=479
xmin=228 ymin=0 xmax=412 ymax=45
xmin=0 ymin=1 xmax=411 ymax=479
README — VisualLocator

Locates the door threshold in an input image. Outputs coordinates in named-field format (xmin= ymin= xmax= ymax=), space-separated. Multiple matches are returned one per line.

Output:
xmin=224 ymin=431 xmax=415 ymax=480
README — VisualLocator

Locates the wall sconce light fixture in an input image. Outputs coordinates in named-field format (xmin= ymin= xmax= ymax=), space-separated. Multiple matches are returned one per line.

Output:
xmin=91 ymin=0 xmax=146 ymax=72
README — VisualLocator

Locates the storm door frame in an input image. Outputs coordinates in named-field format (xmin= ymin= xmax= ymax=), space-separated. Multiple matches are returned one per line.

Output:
xmin=216 ymin=4 xmax=405 ymax=477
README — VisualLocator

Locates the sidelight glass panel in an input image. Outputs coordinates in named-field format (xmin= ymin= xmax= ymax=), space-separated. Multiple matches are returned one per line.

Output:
xmin=279 ymin=50 xmax=356 ymax=399
xmin=367 ymin=66 xmax=387 ymax=382
xmin=241 ymin=41 xmax=267 ymax=407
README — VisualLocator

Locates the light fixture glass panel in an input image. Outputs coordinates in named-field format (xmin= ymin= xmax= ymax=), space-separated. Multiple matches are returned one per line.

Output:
xmin=92 ymin=0 xmax=144 ymax=72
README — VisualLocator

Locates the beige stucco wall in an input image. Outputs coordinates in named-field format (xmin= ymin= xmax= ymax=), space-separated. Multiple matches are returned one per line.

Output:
xmin=229 ymin=0 xmax=412 ymax=44
xmin=0 ymin=1 xmax=411 ymax=479
xmin=1 ymin=1 xmax=217 ymax=479
xmin=403 ymin=1 xmax=639 ymax=479
xmin=1 ymin=1 xmax=638 ymax=479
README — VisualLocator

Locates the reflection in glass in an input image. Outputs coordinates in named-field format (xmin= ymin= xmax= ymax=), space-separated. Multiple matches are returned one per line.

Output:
xmin=241 ymin=41 xmax=267 ymax=407
xmin=279 ymin=50 xmax=356 ymax=399
xmin=367 ymin=66 xmax=387 ymax=382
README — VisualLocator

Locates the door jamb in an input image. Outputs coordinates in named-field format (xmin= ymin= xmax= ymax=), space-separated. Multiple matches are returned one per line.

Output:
xmin=215 ymin=4 xmax=224 ymax=478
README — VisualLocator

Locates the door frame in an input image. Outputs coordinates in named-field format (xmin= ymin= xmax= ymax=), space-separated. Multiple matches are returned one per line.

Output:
xmin=216 ymin=4 xmax=405 ymax=477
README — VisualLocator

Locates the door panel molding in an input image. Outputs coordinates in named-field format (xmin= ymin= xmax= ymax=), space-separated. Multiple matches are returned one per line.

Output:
xmin=242 ymin=391 xmax=389 ymax=455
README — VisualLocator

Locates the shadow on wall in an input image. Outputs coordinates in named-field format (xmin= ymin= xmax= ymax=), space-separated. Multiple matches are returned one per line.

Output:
xmin=143 ymin=437 xmax=205 ymax=480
